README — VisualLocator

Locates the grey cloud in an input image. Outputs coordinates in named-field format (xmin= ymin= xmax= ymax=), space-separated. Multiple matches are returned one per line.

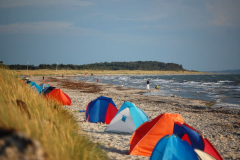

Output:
xmin=206 ymin=0 xmax=240 ymax=27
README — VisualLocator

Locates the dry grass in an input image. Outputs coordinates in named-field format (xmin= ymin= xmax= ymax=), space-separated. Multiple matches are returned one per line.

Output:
xmin=11 ymin=69 xmax=208 ymax=76
xmin=0 ymin=69 xmax=109 ymax=160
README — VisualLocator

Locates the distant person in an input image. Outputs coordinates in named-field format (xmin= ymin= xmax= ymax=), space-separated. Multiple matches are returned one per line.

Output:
xmin=62 ymin=75 xmax=64 ymax=79
xmin=146 ymin=79 xmax=150 ymax=90
xmin=43 ymin=76 xmax=44 ymax=80
xmin=97 ymin=79 xmax=99 ymax=83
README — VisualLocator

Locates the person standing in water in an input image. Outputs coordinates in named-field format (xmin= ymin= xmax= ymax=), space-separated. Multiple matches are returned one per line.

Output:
xmin=146 ymin=79 xmax=150 ymax=90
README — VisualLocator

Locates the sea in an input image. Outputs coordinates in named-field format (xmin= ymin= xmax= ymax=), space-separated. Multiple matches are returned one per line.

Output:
xmin=75 ymin=74 xmax=240 ymax=109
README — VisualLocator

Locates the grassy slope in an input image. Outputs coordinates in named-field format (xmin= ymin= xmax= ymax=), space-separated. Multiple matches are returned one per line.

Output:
xmin=0 ymin=69 xmax=108 ymax=160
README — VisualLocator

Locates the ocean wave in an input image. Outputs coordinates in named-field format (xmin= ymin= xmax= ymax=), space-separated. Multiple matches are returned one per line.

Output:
xmin=75 ymin=74 xmax=240 ymax=109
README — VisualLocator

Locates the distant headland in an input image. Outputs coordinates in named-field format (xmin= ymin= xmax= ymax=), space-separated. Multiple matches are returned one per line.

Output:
xmin=6 ymin=61 xmax=186 ymax=71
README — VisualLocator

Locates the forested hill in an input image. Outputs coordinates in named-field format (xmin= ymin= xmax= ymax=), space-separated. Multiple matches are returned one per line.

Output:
xmin=7 ymin=61 xmax=186 ymax=71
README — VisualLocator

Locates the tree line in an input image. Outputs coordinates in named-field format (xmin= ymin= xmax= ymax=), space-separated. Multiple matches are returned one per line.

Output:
xmin=6 ymin=61 xmax=186 ymax=71
xmin=0 ymin=61 xmax=9 ymax=69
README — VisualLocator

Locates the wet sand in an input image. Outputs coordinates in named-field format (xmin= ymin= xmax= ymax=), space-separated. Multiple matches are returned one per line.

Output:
xmin=31 ymin=75 xmax=240 ymax=160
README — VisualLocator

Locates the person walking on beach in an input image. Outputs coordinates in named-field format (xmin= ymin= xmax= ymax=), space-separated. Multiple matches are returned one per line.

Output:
xmin=146 ymin=79 xmax=150 ymax=90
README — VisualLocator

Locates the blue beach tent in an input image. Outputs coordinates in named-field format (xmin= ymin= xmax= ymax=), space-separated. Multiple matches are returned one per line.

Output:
xmin=85 ymin=96 xmax=118 ymax=124
xmin=105 ymin=101 xmax=149 ymax=133
xmin=150 ymin=135 xmax=199 ymax=160
xmin=27 ymin=81 xmax=42 ymax=93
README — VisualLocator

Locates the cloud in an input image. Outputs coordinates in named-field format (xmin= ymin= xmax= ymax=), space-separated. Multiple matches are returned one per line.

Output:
xmin=0 ymin=0 xmax=93 ymax=8
xmin=0 ymin=21 xmax=101 ymax=36
xmin=206 ymin=0 xmax=240 ymax=27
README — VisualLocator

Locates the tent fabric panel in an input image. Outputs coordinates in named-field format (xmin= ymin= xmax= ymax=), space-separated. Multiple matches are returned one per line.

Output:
xmin=42 ymin=87 xmax=56 ymax=95
xmin=98 ymin=96 xmax=116 ymax=107
xmin=181 ymin=133 xmax=192 ymax=146
xmin=174 ymin=123 xmax=204 ymax=150
xmin=87 ymin=100 xmax=101 ymax=123
xmin=105 ymin=102 xmax=118 ymax=124
xmin=129 ymin=114 xmax=169 ymax=156
xmin=40 ymin=83 xmax=51 ymax=89
xmin=105 ymin=108 xmax=136 ymax=133
xmin=129 ymin=114 xmax=164 ymax=147
xmin=129 ymin=106 xmax=149 ymax=129
xmin=88 ymin=99 xmax=109 ymax=123
xmin=85 ymin=102 xmax=92 ymax=122
xmin=131 ymin=117 xmax=175 ymax=156
xmin=29 ymin=81 xmax=42 ymax=93
xmin=62 ymin=92 xmax=72 ymax=105
xmin=163 ymin=136 xmax=198 ymax=160
xmin=203 ymin=139 xmax=223 ymax=160
xmin=46 ymin=89 xmax=71 ymax=106
xmin=85 ymin=100 xmax=97 ymax=119
xmin=173 ymin=122 xmax=186 ymax=138
xmin=116 ymin=102 xmax=130 ymax=115
xmin=150 ymin=135 xmax=169 ymax=160
xmin=182 ymin=124 xmax=204 ymax=150
xmin=150 ymin=135 xmax=198 ymax=160
xmin=129 ymin=113 xmax=184 ymax=156
xmin=55 ymin=89 xmax=71 ymax=105
xmin=129 ymin=121 xmax=153 ymax=155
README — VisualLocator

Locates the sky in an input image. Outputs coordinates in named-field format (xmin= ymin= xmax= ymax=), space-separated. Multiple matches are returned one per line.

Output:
xmin=0 ymin=0 xmax=240 ymax=71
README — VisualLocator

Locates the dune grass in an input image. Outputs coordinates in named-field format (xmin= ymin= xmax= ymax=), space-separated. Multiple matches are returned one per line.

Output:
xmin=12 ymin=69 xmax=207 ymax=76
xmin=0 ymin=69 xmax=109 ymax=160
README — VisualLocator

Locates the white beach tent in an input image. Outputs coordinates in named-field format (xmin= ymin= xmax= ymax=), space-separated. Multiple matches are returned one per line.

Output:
xmin=104 ymin=101 xmax=149 ymax=133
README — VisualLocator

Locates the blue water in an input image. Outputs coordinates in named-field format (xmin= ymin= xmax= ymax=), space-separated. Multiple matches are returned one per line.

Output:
xmin=75 ymin=74 xmax=240 ymax=109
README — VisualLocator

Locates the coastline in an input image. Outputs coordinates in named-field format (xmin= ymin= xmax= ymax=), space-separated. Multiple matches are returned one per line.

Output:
xmin=31 ymin=75 xmax=240 ymax=160
xmin=13 ymin=69 xmax=212 ymax=77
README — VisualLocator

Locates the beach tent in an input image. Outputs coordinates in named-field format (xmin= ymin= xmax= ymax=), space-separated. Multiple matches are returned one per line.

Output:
xmin=27 ymin=81 xmax=42 ymax=93
xmin=42 ymin=87 xmax=71 ymax=106
xmin=129 ymin=113 xmax=184 ymax=156
xmin=104 ymin=102 xmax=149 ymax=133
xmin=173 ymin=122 xmax=223 ymax=160
xmin=150 ymin=135 xmax=199 ymax=160
xmin=85 ymin=96 xmax=118 ymax=124
xmin=39 ymin=82 xmax=51 ymax=90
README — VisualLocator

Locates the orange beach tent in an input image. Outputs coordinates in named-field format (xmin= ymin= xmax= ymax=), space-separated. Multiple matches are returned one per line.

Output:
xmin=42 ymin=87 xmax=71 ymax=106
xmin=129 ymin=113 xmax=184 ymax=156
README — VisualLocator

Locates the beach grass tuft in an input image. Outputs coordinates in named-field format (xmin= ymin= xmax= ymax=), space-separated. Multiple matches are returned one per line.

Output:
xmin=0 ymin=69 xmax=109 ymax=160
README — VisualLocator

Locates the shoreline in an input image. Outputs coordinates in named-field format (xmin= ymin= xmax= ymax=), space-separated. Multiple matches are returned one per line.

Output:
xmin=31 ymin=75 xmax=240 ymax=160
xmin=14 ymin=69 xmax=213 ymax=77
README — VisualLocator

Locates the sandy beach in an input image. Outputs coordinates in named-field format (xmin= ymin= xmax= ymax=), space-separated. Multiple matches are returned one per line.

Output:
xmin=31 ymin=75 xmax=240 ymax=160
